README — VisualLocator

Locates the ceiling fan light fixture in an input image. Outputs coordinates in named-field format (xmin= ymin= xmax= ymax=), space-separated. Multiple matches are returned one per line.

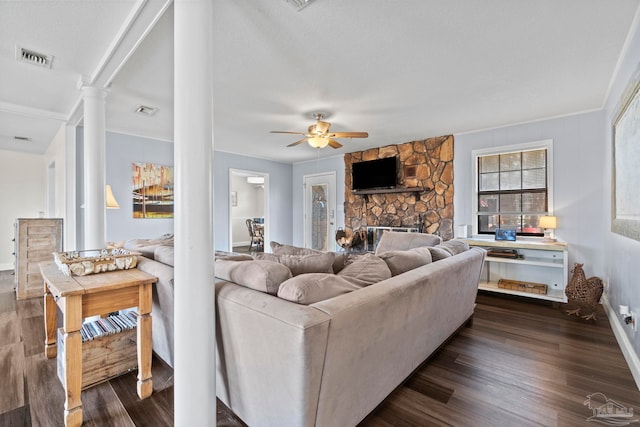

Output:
xmin=308 ymin=136 xmax=329 ymax=148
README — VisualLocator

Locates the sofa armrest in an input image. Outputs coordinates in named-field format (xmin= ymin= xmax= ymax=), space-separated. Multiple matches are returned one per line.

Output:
xmin=215 ymin=280 xmax=331 ymax=427
xmin=136 ymin=256 xmax=175 ymax=367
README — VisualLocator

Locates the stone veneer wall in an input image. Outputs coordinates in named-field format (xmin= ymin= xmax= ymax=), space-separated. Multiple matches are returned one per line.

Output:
xmin=344 ymin=135 xmax=454 ymax=241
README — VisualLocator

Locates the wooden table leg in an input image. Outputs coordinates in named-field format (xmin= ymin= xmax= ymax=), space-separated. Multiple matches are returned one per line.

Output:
xmin=62 ymin=294 xmax=83 ymax=427
xmin=44 ymin=284 xmax=57 ymax=359
xmin=137 ymin=282 xmax=153 ymax=399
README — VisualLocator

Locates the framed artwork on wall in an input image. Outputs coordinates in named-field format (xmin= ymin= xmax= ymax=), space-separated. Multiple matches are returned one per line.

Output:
xmin=132 ymin=162 xmax=174 ymax=218
xmin=612 ymin=62 xmax=640 ymax=241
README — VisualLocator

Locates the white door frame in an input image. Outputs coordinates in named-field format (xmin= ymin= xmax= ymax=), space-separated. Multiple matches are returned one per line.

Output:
xmin=303 ymin=171 xmax=336 ymax=251
xmin=229 ymin=168 xmax=269 ymax=252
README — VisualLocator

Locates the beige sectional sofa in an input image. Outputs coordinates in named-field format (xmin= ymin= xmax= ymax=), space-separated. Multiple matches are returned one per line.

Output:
xmin=125 ymin=232 xmax=486 ymax=426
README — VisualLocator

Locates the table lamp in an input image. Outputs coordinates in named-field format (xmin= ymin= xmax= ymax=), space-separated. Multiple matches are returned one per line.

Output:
xmin=539 ymin=215 xmax=557 ymax=242
xmin=106 ymin=185 xmax=120 ymax=209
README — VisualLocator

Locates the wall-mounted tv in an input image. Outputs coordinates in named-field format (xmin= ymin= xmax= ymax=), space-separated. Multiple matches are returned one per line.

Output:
xmin=352 ymin=157 xmax=398 ymax=191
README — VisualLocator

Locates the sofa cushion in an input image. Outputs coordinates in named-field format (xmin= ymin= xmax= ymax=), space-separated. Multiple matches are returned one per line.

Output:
xmin=215 ymin=259 xmax=292 ymax=295
xmin=277 ymin=273 xmax=357 ymax=304
xmin=337 ymin=253 xmax=392 ymax=288
xmin=153 ymin=245 xmax=175 ymax=267
xmin=437 ymin=240 xmax=470 ymax=256
xmin=374 ymin=231 xmax=442 ymax=255
xmin=124 ymin=234 xmax=174 ymax=259
xmin=270 ymin=241 xmax=321 ymax=255
xmin=428 ymin=246 xmax=452 ymax=261
xmin=377 ymin=247 xmax=432 ymax=276
xmin=253 ymin=252 xmax=335 ymax=276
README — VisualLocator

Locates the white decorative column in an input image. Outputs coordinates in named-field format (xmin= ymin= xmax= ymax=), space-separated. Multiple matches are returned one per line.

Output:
xmin=82 ymin=86 xmax=107 ymax=250
xmin=174 ymin=0 xmax=215 ymax=425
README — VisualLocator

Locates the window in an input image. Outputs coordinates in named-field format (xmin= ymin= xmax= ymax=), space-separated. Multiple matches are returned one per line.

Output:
xmin=473 ymin=141 xmax=553 ymax=236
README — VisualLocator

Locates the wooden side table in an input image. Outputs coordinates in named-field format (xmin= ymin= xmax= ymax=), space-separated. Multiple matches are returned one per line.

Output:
xmin=40 ymin=262 xmax=157 ymax=427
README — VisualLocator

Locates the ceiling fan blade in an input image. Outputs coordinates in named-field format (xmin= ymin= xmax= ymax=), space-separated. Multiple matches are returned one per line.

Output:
xmin=328 ymin=139 xmax=343 ymax=149
xmin=329 ymin=132 xmax=368 ymax=138
xmin=270 ymin=131 xmax=307 ymax=135
xmin=287 ymin=138 xmax=308 ymax=147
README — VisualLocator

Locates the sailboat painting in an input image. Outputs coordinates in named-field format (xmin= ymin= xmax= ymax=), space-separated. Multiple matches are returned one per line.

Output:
xmin=132 ymin=162 xmax=174 ymax=218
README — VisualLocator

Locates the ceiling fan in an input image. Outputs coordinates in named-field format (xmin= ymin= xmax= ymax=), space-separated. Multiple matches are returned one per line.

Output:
xmin=270 ymin=112 xmax=368 ymax=149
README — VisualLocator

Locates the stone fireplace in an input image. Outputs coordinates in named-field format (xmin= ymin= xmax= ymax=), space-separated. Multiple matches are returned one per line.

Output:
xmin=344 ymin=135 xmax=454 ymax=241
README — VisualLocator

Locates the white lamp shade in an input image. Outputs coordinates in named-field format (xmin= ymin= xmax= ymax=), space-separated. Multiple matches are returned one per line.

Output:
xmin=539 ymin=215 xmax=557 ymax=229
xmin=106 ymin=185 xmax=120 ymax=209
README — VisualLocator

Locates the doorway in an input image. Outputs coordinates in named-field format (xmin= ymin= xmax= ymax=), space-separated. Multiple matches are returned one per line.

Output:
xmin=229 ymin=169 xmax=269 ymax=253
xmin=303 ymin=172 xmax=336 ymax=251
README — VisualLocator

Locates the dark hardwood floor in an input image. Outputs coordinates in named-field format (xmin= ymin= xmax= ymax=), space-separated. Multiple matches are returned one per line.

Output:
xmin=1 ymin=269 xmax=638 ymax=426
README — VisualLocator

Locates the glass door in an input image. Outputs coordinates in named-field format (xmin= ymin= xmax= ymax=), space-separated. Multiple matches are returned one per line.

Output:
xmin=304 ymin=172 xmax=336 ymax=251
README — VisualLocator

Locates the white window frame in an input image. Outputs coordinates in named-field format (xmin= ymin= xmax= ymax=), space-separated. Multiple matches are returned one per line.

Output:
xmin=471 ymin=139 xmax=554 ymax=236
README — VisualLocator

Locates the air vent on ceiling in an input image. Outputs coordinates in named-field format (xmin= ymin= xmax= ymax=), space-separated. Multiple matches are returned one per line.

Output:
xmin=135 ymin=105 xmax=158 ymax=116
xmin=16 ymin=46 xmax=53 ymax=68
xmin=14 ymin=136 xmax=32 ymax=142
xmin=285 ymin=0 xmax=315 ymax=10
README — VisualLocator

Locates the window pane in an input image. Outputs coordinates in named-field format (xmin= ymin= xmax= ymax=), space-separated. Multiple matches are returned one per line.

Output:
xmin=500 ymin=153 xmax=521 ymax=171
xmin=523 ymin=150 xmax=545 ymax=169
xmin=522 ymin=192 xmax=546 ymax=213
xmin=500 ymin=171 xmax=521 ymax=190
xmin=523 ymin=215 xmax=543 ymax=233
xmin=476 ymin=148 xmax=547 ymax=236
xmin=479 ymin=194 xmax=498 ymax=212
xmin=522 ymin=168 xmax=545 ymax=189
xmin=478 ymin=214 xmax=499 ymax=233
xmin=499 ymin=193 xmax=520 ymax=212
xmin=480 ymin=155 xmax=499 ymax=173
xmin=480 ymin=173 xmax=499 ymax=191
xmin=499 ymin=215 xmax=522 ymax=230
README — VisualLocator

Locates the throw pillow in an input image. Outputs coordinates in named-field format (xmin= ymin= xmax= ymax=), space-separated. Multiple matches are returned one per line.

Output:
xmin=374 ymin=231 xmax=442 ymax=255
xmin=277 ymin=273 xmax=357 ymax=305
xmin=270 ymin=241 xmax=321 ymax=256
xmin=428 ymin=246 xmax=452 ymax=261
xmin=337 ymin=253 xmax=392 ymax=288
xmin=253 ymin=252 xmax=336 ymax=276
xmin=437 ymin=240 xmax=469 ymax=256
xmin=377 ymin=247 xmax=432 ymax=276
xmin=215 ymin=259 xmax=292 ymax=295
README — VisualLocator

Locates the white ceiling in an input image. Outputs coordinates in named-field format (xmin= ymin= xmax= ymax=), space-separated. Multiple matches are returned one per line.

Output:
xmin=1 ymin=0 xmax=639 ymax=163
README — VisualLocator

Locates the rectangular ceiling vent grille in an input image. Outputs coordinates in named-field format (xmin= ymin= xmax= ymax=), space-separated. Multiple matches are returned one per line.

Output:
xmin=285 ymin=0 xmax=315 ymax=10
xmin=16 ymin=46 xmax=53 ymax=68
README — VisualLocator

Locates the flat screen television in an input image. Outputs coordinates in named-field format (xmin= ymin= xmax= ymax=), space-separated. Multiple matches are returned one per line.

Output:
xmin=352 ymin=157 xmax=397 ymax=191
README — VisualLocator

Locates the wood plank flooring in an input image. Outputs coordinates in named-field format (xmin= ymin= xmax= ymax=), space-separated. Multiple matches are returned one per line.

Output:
xmin=1 ymin=269 xmax=639 ymax=426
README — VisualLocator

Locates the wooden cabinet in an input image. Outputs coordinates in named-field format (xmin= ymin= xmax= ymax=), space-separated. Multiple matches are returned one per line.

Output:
xmin=14 ymin=218 xmax=63 ymax=300
xmin=465 ymin=238 xmax=569 ymax=303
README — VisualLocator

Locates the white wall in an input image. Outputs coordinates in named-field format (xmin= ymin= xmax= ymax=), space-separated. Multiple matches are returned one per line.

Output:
xmin=0 ymin=149 xmax=47 ymax=270
xmin=454 ymin=110 xmax=607 ymax=279
xmin=603 ymin=10 xmax=640 ymax=374
xmin=214 ymin=151 xmax=292 ymax=251
xmin=104 ymin=131 xmax=174 ymax=242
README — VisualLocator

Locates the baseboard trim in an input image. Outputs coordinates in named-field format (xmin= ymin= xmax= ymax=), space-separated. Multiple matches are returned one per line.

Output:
xmin=603 ymin=294 xmax=640 ymax=391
